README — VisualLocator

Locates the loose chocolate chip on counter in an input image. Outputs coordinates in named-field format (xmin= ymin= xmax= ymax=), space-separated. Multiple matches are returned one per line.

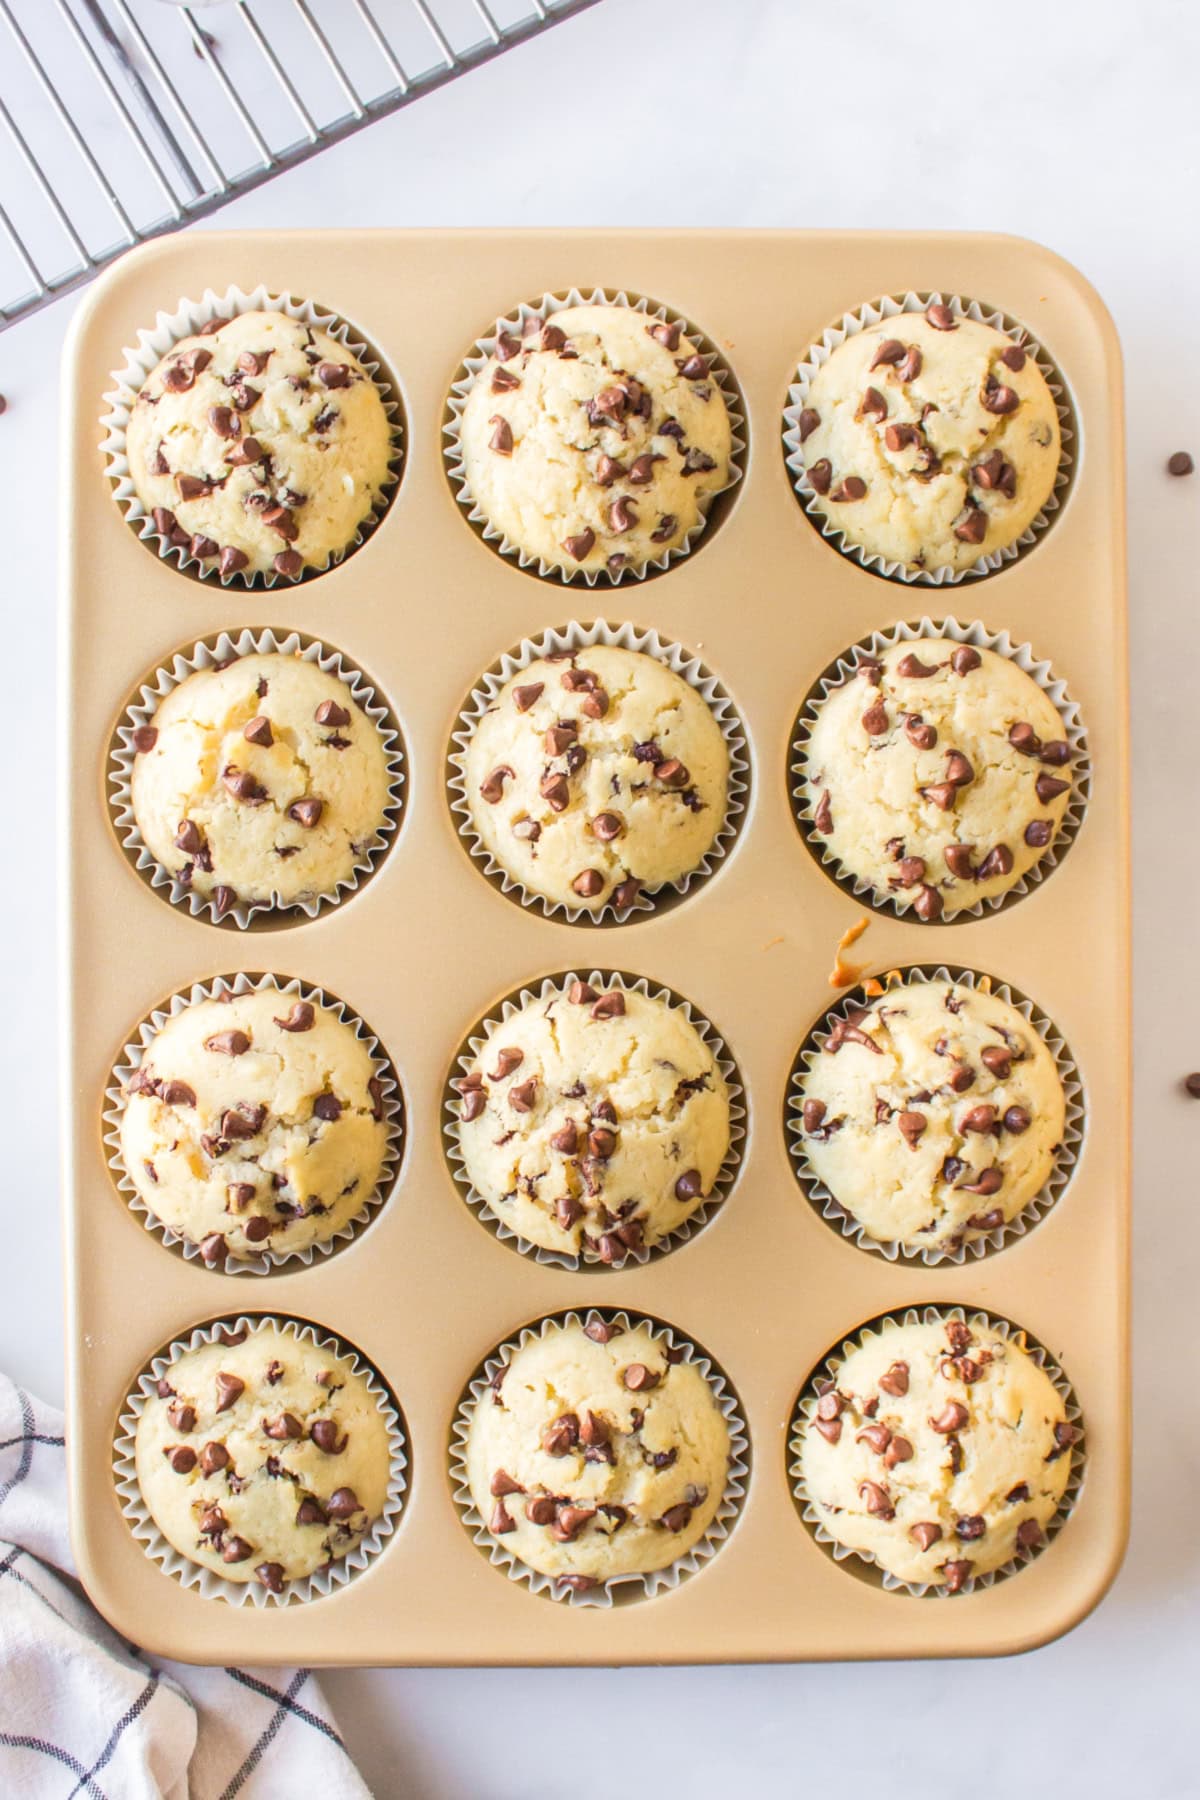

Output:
xmin=571 ymin=869 xmax=604 ymax=899
xmin=205 ymin=1029 xmax=250 ymax=1057
xmin=930 ymin=1401 xmax=969 ymax=1434
xmin=622 ymin=1363 xmax=660 ymax=1393
xmin=1167 ymin=450 xmax=1195 ymax=476
xmin=274 ymin=1001 xmax=315 ymax=1032
xmin=950 ymin=645 xmax=982 ymax=675
xmin=925 ymin=303 xmax=958 ymax=331
xmin=829 ymin=476 xmax=867 ymax=503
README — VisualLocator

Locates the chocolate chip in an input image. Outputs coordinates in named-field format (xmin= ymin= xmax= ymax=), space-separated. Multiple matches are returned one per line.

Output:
xmin=580 ymin=687 xmax=609 ymax=720
xmin=905 ymin=714 xmax=938 ymax=750
xmin=1036 ymin=774 xmax=1070 ymax=803
xmin=675 ymin=353 xmax=708 ymax=379
xmin=628 ymin=452 xmax=661 ymax=485
xmin=976 ymin=844 xmax=1014 ymax=880
xmin=1185 ymin=1073 xmax=1200 ymax=1098
xmin=274 ymin=1001 xmax=315 ymax=1032
xmin=542 ymin=1412 xmax=579 ymax=1456
xmin=207 ymin=403 xmax=239 ymax=440
xmin=572 ymin=869 xmax=604 ymax=899
xmin=1003 ymin=1105 xmax=1031 ymax=1135
xmin=487 ymin=414 xmax=513 ymax=455
xmin=490 ymin=1047 xmax=525 ymax=1081
xmin=806 ymin=458 xmax=832 ymax=495
xmin=648 ymin=319 xmax=682 ymax=351
xmin=478 ymin=765 xmax=514 ymax=805
xmin=608 ymin=496 xmax=638 ymax=533
xmin=858 ymin=1480 xmax=894 ymax=1519
xmin=971 ymin=450 xmax=1016 ymax=496
xmin=920 ymin=782 xmax=959 ymax=812
xmin=674 ymin=1169 xmax=703 ymax=1202
xmin=897 ymin=653 xmax=938 ymax=679
xmin=943 ymin=843 xmax=975 ymax=879
xmin=910 ymin=1521 xmax=943 ymax=1552
xmin=539 ymin=773 xmax=570 ymax=812
xmin=316 ymin=360 xmax=350 ymax=389
xmin=961 ymin=1166 xmax=1003 ymax=1196
xmin=980 ymin=1045 xmax=1012 ymax=1078
xmin=550 ymin=1121 xmax=578 ymax=1155
xmin=590 ymin=810 xmax=623 ymax=843
xmin=862 ymin=701 xmax=889 ymax=735
xmin=797 ymin=406 xmax=821 ymax=442
xmin=590 ymin=991 xmax=625 ymax=1021
xmin=490 ymin=1469 xmax=525 ymax=1499
xmin=859 ymin=386 xmax=888 ymax=422
xmin=313 ymin=1093 xmax=342 ymax=1122
xmin=967 ymin=1208 xmax=1005 ymax=1231
xmin=956 ymin=1514 xmax=986 ymax=1541
xmin=885 ymin=421 xmax=919 ymax=451
xmin=215 ymin=1373 xmax=245 ymax=1412
xmin=622 ymin=1363 xmax=659 ymax=1392
xmin=654 ymin=757 xmax=690 ymax=789
xmin=913 ymin=884 xmax=943 ymax=921
xmin=856 ymin=1423 xmax=892 ymax=1456
xmin=568 ymin=981 xmax=597 ymax=1005
xmin=998 ymin=343 xmax=1027 ymax=373
xmin=205 ymin=1030 xmax=250 ymax=1057
xmin=460 ymin=1088 xmax=485 ymax=1123
xmin=326 ymin=1487 xmax=361 ymax=1519
xmin=274 ymin=549 xmax=303 ymax=577
xmin=829 ymin=475 xmax=867 ymax=502
xmin=512 ymin=682 xmax=544 ymax=713
xmin=951 ymin=646 xmax=981 ymax=675
xmin=879 ymin=1361 xmax=910 ymax=1398
xmin=314 ymin=699 xmax=350 ymax=729
xmin=224 ymin=435 xmax=265 ymax=468
xmin=802 ymin=1099 xmax=827 ymax=1133
xmin=870 ymin=338 xmax=906 ymax=370
xmin=263 ymin=1412 xmax=302 ymax=1440
xmin=525 ymin=1496 xmax=557 ymax=1525
xmin=982 ymin=380 xmax=1019 ymax=415
xmin=218 ymin=545 xmax=249 ymax=579
xmin=311 ymin=1419 xmax=348 ymax=1454
xmin=960 ymin=1104 xmax=997 ymax=1134
xmin=198 ymin=1441 xmax=229 ymax=1476
xmin=1167 ymin=450 xmax=1194 ymax=476
xmin=897 ymin=1110 xmax=927 ymax=1149
xmin=242 ymin=715 xmax=275 ymax=751
xmin=509 ymin=1079 xmax=537 ymax=1112
xmin=925 ymin=302 xmax=957 ymax=331
xmin=954 ymin=506 xmax=987 ymax=544
xmin=243 ymin=1216 xmax=270 ymax=1244
xmin=930 ymin=1401 xmax=969 ymax=1433
xmin=151 ymin=505 xmax=178 ymax=538
xmin=227 ymin=1182 xmax=255 ymax=1210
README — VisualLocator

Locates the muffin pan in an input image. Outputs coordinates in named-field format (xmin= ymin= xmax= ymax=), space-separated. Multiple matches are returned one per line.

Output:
xmin=62 ymin=230 xmax=1129 ymax=1664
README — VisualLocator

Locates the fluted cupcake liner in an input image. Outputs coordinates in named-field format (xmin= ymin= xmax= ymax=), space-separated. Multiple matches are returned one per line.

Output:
xmin=449 ymin=1308 xmax=749 ymax=1608
xmin=443 ymin=971 xmax=746 ymax=1272
xmin=104 ymin=972 xmax=404 ymax=1276
xmin=447 ymin=619 xmax=750 ymax=924
xmin=788 ymin=1304 xmax=1085 ymax=1597
xmin=113 ymin=1313 xmax=407 ymax=1608
xmin=790 ymin=616 xmax=1091 ymax=923
xmin=785 ymin=964 xmax=1084 ymax=1267
xmin=782 ymin=291 xmax=1074 ymax=585
xmin=443 ymin=287 xmax=745 ymax=585
xmin=101 ymin=284 xmax=403 ymax=586
xmin=108 ymin=627 xmax=405 ymax=930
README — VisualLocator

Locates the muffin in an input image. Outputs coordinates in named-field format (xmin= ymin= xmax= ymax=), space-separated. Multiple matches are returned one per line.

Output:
xmin=799 ymin=1315 xmax=1079 ymax=1591
xmin=120 ymin=986 xmax=390 ymax=1266
xmin=128 ymin=651 xmax=392 ymax=918
xmin=125 ymin=310 xmax=393 ymax=578
xmin=457 ymin=303 xmax=733 ymax=577
xmin=465 ymin=1315 xmax=731 ymax=1590
xmin=453 ymin=978 xmax=731 ymax=1262
xmin=794 ymin=976 xmax=1065 ymax=1253
xmin=793 ymin=304 xmax=1060 ymax=573
xmin=802 ymin=639 xmax=1075 ymax=918
xmin=462 ymin=645 xmax=730 ymax=913
xmin=134 ymin=1321 xmax=392 ymax=1594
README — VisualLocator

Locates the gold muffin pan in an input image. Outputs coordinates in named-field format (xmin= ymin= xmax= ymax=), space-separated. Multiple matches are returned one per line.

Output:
xmin=62 ymin=230 xmax=1129 ymax=1665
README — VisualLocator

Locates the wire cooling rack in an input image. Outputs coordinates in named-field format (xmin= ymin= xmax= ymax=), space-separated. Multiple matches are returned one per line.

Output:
xmin=0 ymin=0 xmax=599 ymax=332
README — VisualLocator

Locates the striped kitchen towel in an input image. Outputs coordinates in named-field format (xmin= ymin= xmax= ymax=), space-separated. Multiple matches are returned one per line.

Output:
xmin=0 ymin=1374 xmax=371 ymax=1798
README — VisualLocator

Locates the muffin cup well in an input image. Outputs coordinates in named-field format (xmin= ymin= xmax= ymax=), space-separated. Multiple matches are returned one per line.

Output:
xmin=447 ymin=619 xmax=750 ymax=924
xmin=790 ymin=616 xmax=1090 ymax=923
xmin=104 ymin=972 xmax=404 ymax=1276
xmin=449 ymin=1308 xmax=749 ymax=1608
xmin=101 ymin=284 xmax=404 ymax=586
xmin=785 ymin=963 xmax=1084 ymax=1266
xmin=788 ymin=1304 xmax=1085 ymax=1596
xmin=108 ymin=627 xmax=405 ymax=931
xmin=443 ymin=971 xmax=746 ymax=1272
xmin=782 ymin=291 xmax=1074 ymax=585
xmin=113 ymin=1313 xmax=408 ymax=1608
xmin=443 ymin=287 xmax=745 ymax=585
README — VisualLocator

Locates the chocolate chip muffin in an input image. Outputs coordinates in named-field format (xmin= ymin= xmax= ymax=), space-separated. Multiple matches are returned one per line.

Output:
xmin=799 ymin=1316 xmax=1078 ymax=1591
xmin=453 ymin=978 xmax=731 ymax=1263
xmin=802 ymin=640 xmax=1075 ymax=919
xmin=794 ymin=304 xmax=1060 ymax=573
xmin=135 ymin=1322 xmax=392 ymax=1594
xmin=120 ymin=987 xmax=390 ymax=1266
xmin=794 ymin=977 xmax=1065 ymax=1254
xmin=125 ymin=310 xmax=393 ymax=578
xmin=462 ymin=646 xmax=730 ymax=913
xmin=457 ymin=303 xmax=733 ymax=577
xmin=465 ymin=1316 xmax=731 ymax=1592
xmin=128 ymin=652 xmax=392 ymax=919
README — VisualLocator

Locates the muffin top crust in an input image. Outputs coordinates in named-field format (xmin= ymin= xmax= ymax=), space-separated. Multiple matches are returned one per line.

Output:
xmin=794 ymin=306 xmax=1060 ymax=573
xmin=120 ymin=986 xmax=390 ymax=1266
xmin=800 ymin=1315 xmax=1078 ymax=1591
xmin=453 ymin=977 xmax=731 ymax=1263
xmin=135 ymin=1321 xmax=393 ymax=1593
xmin=129 ymin=652 xmax=392 ymax=916
xmin=466 ymin=1315 xmax=731 ymax=1590
xmin=125 ymin=310 xmax=393 ymax=578
xmin=458 ymin=303 xmax=733 ymax=577
xmin=802 ymin=639 xmax=1075 ymax=919
xmin=462 ymin=645 xmax=730 ymax=913
xmin=794 ymin=977 xmax=1065 ymax=1253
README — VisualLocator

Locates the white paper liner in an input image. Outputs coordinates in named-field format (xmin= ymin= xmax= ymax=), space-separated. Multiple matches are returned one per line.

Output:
xmin=114 ymin=1314 xmax=408 ymax=1607
xmin=104 ymin=972 xmax=404 ymax=1276
xmin=443 ymin=288 xmax=745 ymax=585
xmin=788 ymin=1305 xmax=1085 ymax=1597
xmin=786 ymin=963 xmax=1084 ymax=1267
xmin=449 ymin=1308 xmax=750 ymax=1608
xmin=101 ymin=284 xmax=404 ymax=586
xmin=447 ymin=620 xmax=750 ymax=924
xmin=108 ymin=627 xmax=405 ymax=930
xmin=790 ymin=617 xmax=1090 ymax=923
xmin=782 ymin=291 xmax=1075 ymax=584
xmin=444 ymin=971 xmax=746 ymax=1272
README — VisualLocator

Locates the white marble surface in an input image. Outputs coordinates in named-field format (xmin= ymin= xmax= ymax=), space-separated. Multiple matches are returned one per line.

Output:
xmin=3 ymin=0 xmax=1197 ymax=1792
